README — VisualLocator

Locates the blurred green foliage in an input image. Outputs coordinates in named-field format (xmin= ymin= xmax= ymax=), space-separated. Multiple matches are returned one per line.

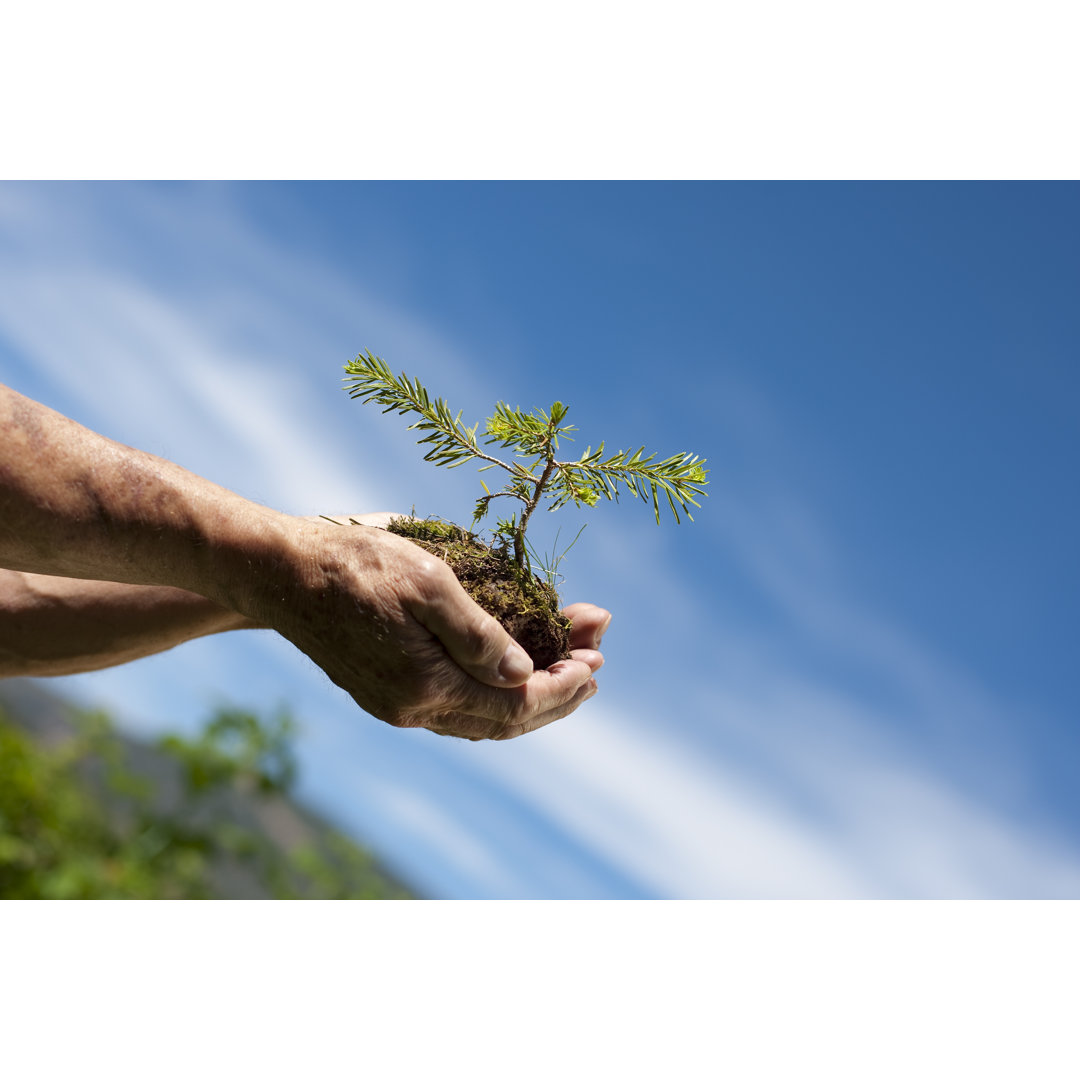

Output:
xmin=0 ymin=704 xmax=411 ymax=900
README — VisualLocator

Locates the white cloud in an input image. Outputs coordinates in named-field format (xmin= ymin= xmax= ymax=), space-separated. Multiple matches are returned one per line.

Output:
xmin=0 ymin=244 xmax=387 ymax=516
xmin=359 ymin=775 xmax=522 ymax=896
xmin=463 ymin=687 xmax=1080 ymax=898
xmin=479 ymin=707 xmax=876 ymax=897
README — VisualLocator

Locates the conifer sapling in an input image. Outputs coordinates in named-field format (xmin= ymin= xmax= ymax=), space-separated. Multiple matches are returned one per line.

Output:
xmin=334 ymin=350 xmax=708 ymax=669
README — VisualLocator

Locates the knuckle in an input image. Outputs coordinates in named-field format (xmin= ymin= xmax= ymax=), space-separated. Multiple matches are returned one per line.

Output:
xmin=407 ymin=554 xmax=454 ymax=602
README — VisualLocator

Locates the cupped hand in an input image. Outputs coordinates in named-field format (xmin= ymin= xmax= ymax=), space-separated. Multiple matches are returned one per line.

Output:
xmin=274 ymin=513 xmax=610 ymax=740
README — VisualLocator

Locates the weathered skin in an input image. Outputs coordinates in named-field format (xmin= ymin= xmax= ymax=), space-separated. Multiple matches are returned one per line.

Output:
xmin=0 ymin=383 xmax=610 ymax=740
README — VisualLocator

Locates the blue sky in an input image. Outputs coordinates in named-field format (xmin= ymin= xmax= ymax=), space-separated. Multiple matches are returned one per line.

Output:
xmin=1 ymin=180 xmax=1078 ymax=897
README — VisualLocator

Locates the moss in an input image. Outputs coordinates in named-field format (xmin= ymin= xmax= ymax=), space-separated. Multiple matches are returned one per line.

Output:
xmin=384 ymin=516 xmax=572 ymax=670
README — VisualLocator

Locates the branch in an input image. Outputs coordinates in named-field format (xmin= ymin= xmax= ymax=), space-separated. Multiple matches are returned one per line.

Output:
xmin=343 ymin=351 xmax=521 ymax=476
xmin=552 ymin=446 xmax=709 ymax=524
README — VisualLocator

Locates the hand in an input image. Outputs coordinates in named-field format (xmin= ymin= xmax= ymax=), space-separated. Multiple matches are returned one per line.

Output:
xmin=0 ymin=383 xmax=606 ymax=732
xmin=257 ymin=513 xmax=609 ymax=741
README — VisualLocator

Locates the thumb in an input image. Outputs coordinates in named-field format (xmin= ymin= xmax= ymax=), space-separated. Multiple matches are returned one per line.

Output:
xmin=409 ymin=574 xmax=535 ymax=688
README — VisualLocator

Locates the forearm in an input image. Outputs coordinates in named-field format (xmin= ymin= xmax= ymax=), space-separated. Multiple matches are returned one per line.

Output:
xmin=0 ymin=382 xmax=288 ymax=610
xmin=0 ymin=569 xmax=258 ymax=678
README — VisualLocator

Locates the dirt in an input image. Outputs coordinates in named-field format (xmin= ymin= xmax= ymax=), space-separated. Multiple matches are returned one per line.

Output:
xmin=384 ymin=516 xmax=572 ymax=670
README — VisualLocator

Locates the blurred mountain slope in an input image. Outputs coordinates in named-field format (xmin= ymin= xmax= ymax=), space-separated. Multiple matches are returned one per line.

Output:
xmin=0 ymin=679 xmax=417 ymax=900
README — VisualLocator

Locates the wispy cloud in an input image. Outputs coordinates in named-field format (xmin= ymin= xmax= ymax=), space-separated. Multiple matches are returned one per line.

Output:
xmin=357 ymin=775 xmax=523 ymax=896
xmin=0 ymin=193 xmax=381 ymax=514
xmin=460 ymin=686 xmax=1080 ymax=898
xmin=470 ymin=707 xmax=877 ymax=897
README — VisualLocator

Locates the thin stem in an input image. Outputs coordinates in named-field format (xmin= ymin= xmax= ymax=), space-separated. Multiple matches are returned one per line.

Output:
xmin=458 ymin=442 xmax=527 ymax=476
xmin=514 ymin=450 xmax=556 ymax=567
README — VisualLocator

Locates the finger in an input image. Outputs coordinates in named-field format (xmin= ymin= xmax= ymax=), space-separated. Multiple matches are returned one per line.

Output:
xmin=406 ymin=556 xmax=535 ymax=689
xmin=489 ymin=673 xmax=599 ymax=740
xmin=568 ymin=647 xmax=604 ymax=674
xmin=562 ymin=602 xmax=612 ymax=651
xmin=431 ymin=675 xmax=599 ymax=741
xmin=433 ymin=655 xmax=597 ymax=739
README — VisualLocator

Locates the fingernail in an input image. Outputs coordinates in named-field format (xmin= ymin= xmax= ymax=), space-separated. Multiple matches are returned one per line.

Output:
xmin=595 ymin=613 xmax=612 ymax=649
xmin=499 ymin=642 xmax=534 ymax=683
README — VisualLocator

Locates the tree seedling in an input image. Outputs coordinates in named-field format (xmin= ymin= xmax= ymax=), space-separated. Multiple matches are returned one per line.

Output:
xmin=336 ymin=350 xmax=709 ymax=667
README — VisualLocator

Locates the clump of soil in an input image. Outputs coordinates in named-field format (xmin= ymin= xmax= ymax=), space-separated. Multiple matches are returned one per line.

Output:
xmin=385 ymin=516 xmax=572 ymax=670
